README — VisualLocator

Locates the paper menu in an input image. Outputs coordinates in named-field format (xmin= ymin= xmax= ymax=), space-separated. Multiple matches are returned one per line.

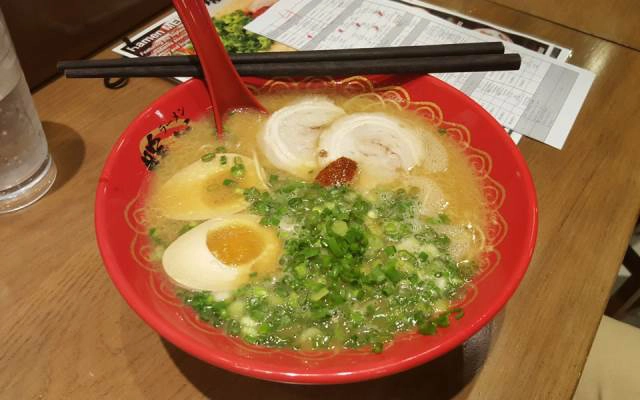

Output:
xmin=245 ymin=0 xmax=595 ymax=149
xmin=111 ymin=0 xmax=278 ymax=82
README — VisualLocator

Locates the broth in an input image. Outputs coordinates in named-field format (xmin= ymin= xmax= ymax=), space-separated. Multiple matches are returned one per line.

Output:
xmin=144 ymin=91 xmax=489 ymax=352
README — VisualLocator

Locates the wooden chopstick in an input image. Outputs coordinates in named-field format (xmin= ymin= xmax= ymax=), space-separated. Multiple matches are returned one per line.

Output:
xmin=57 ymin=42 xmax=505 ymax=71
xmin=63 ymin=53 xmax=521 ymax=78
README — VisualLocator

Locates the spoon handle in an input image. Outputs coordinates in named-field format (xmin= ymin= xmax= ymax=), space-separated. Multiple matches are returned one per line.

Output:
xmin=172 ymin=0 xmax=265 ymax=137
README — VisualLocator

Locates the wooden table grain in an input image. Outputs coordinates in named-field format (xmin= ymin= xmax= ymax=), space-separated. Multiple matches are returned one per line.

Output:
xmin=488 ymin=0 xmax=640 ymax=50
xmin=2 ymin=1 xmax=640 ymax=399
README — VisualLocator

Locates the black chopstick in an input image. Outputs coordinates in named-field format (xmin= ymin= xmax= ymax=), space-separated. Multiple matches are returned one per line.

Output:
xmin=57 ymin=42 xmax=505 ymax=71
xmin=63 ymin=53 xmax=521 ymax=78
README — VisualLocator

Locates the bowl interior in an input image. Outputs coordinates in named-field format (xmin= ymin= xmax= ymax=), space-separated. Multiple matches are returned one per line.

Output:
xmin=95 ymin=75 xmax=537 ymax=384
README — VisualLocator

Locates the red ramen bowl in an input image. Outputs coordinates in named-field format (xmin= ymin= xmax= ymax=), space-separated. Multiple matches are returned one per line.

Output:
xmin=95 ymin=75 xmax=537 ymax=384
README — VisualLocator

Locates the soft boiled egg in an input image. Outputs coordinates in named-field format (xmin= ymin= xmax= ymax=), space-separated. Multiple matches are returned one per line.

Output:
xmin=258 ymin=97 xmax=345 ymax=178
xmin=162 ymin=214 xmax=282 ymax=299
xmin=154 ymin=153 xmax=266 ymax=220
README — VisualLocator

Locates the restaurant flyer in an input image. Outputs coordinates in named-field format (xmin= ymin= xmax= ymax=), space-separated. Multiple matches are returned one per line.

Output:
xmin=112 ymin=0 xmax=288 ymax=82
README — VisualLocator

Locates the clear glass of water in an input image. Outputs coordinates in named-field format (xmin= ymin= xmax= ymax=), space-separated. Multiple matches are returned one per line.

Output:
xmin=0 ymin=8 xmax=56 ymax=213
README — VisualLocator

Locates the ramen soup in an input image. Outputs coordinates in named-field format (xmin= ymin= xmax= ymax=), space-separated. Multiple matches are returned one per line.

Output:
xmin=144 ymin=92 xmax=489 ymax=352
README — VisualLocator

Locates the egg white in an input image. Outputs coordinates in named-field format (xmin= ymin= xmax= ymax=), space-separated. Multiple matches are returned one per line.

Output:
xmin=162 ymin=214 xmax=282 ymax=299
xmin=154 ymin=153 xmax=266 ymax=221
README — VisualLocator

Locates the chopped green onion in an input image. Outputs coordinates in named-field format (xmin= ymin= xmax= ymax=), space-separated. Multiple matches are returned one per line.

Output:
xmin=418 ymin=321 xmax=437 ymax=335
xmin=370 ymin=268 xmax=387 ymax=283
xmin=231 ymin=163 xmax=245 ymax=178
xmin=435 ymin=313 xmax=451 ymax=328
xmin=200 ymin=152 xmax=215 ymax=162
xmin=223 ymin=179 xmax=236 ymax=186
xmin=383 ymin=221 xmax=400 ymax=235
xmin=325 ymin=237 xmax=344 ymax=256
xmin=179 ymin=182 xmax=466 ymax=353
xmin=351 ymin=311 xmax=364 ymax=324
xmin=148 ymin=228 xmax=164 ymax=246
xmin=331 ymin=220 xmax=348 ymax=237
xmin=260 ymin=215 xmax=280 ymax=226
xmin=452 ymin=308 xmax=465 ymax=320
xmin=427 ymin=213 xmax=450 ymax=225
xmin=302 ymin=247 xmax=320 ymax=258
xmin=310 ymin=287 xmax=329 ymax=301
xmin=220 ymin=155 xmax=228 ymax=165
xmin=384 ymin=246 xmax=397 ymax=256
xmin=382 ymin=264 xmax=403 ymax=283
xmin=178 ymin=222 xmax=198 ymax=235
xmin=371 ymin=342 xmax=384 ymax=354
xmin=294 ymin=264 xmax=308 ymax=278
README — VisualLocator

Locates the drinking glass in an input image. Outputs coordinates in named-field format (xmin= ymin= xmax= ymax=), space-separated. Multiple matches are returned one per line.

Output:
xmin=0 ymin=8 xmax=56 ymax=213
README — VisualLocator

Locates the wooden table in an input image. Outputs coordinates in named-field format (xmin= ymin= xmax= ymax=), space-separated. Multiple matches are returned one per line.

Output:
xmin=489 ymin=0 xmax=640 ymax=50
xmin=2 ymin=1 xmax=640 ymax=399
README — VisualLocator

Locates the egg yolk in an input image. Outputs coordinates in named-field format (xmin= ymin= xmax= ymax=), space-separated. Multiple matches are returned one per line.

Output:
xmin=206 ymin=224 xmax=265 ymax=266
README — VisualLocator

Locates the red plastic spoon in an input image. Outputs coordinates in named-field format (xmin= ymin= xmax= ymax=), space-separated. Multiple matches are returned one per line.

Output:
xmin=172 ymin=0 xmax=265 ymax=138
